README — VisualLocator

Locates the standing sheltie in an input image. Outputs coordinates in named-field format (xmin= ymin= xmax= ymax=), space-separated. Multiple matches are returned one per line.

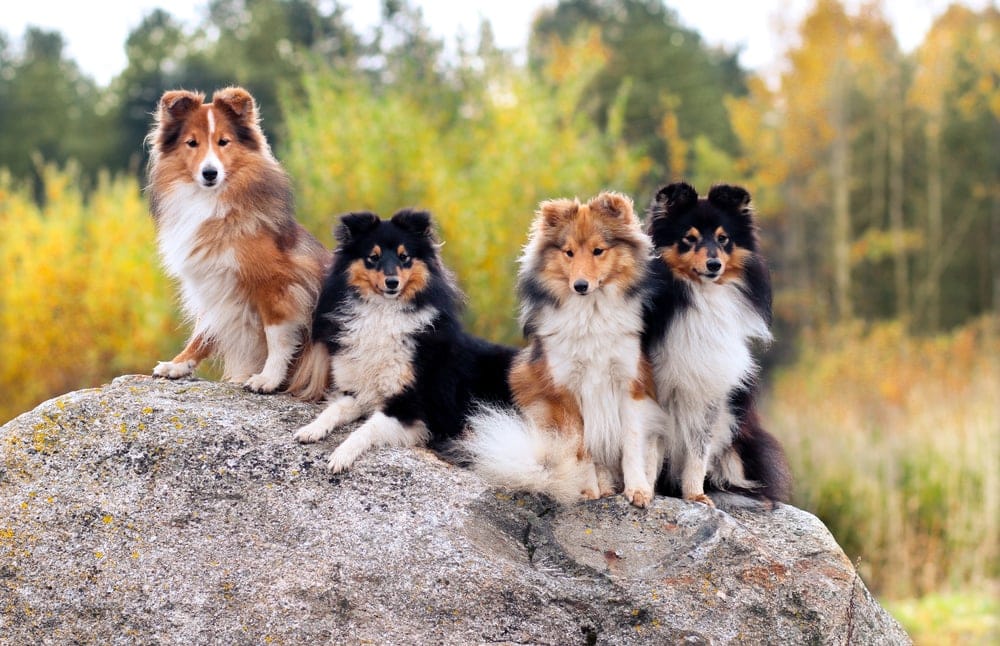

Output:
xmin=643 ymin=182 xmax=791 ymax=506
xmin=292 ymin=209 xmax=516 ymax=472
xmin=146 ymin=87 xmax=331 ymax=395
xmin=461 ymin=192 xmax=665 ymax=507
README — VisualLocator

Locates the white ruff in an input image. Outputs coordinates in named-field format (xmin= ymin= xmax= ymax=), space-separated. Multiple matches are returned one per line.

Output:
xmin=154 ymin=182 xmax=264 ymax=381
xmin=650 ymin=280 xmax=770 ymax=406
xmin=531 ymin=286 xmax=645 ymax=465
xmin=328 ymin=296 xmax=437 ymax=412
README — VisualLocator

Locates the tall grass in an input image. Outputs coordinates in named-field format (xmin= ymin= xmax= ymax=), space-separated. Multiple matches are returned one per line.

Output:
xmin=765 ymin=318 xmax=999 ymax=599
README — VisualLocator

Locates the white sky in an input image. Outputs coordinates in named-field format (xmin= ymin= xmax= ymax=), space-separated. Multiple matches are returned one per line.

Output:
xmin=0 ymin=0 xmax=992 ymax=87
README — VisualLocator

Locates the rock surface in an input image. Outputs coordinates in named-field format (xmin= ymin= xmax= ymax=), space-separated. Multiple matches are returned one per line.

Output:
xmin=1 ymin=375 xmax=909 ymax=645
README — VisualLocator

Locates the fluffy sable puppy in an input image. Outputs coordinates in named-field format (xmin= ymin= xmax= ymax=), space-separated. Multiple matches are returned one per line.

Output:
xmin=643 ymin=182 xmax=791 ymax=506
xmin=146 ymin=87 xmax=331 ymax=394
xmin=292 ymin=209 xmax=516 ymax=472
xmin=461 ymin=192 xmax=665 ymax=507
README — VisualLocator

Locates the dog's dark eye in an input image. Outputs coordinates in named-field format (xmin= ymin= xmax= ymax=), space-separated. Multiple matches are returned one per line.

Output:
xmin=593 ymin=248 xmax=604 ymax=256
xmin=367 ymin=253 xmax=380 ymax=264
xmin=683 ymin=235 xmax=698 ymax=246
xmin=564 ymin=249 xmax=574 ymax=258
xmin=398 ymin=252 xmax=410 ymax=263
xmin=218 ymin=138 xmax=230 ymax=147
xmin=186 ymin=139 xmax=198 ymax=148
xmin=717 ymin=233 xmax=730 ymax=245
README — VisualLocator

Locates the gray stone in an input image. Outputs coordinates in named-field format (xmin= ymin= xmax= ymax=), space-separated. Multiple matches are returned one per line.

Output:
xmin=1 ymin=375 xmax=909 ymax=645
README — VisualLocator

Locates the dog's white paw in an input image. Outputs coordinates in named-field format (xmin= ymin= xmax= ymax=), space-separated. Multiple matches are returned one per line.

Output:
xmin=153 ymin=360 xmax=194 ymax=379
xmin=326 ymin=445 xmax=358 ymax=473
xmin=244 ymin=372 xmax=281 ymax=393
xmin=293 ymin=422 xmax=330 ymax=444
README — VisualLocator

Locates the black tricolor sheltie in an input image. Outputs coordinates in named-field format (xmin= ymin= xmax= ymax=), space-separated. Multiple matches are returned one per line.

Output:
xmin=292 ymin=209 xmax=516 ymax=472
xmin=642 ymin=182 xmax=791 ymax=506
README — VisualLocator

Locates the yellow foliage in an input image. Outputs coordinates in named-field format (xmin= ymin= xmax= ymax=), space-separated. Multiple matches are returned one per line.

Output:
xmin=0 ymin=164 xmax=180 ymax=422
xmin=283 ymin=56 xmax=649 ymax=343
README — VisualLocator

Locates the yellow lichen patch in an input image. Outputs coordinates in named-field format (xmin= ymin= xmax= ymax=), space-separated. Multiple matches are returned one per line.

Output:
xmin=101 ymin=515 xmax=113 ymax=525
xmin=141 ymin=407 xmax=153 ymax=414
xmin=30 ymin=417 xmax=62 ymax=454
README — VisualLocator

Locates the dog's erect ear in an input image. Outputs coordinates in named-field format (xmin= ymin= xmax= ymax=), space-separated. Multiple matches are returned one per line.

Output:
xmin=707 ymin=184 xmax=752 ymax=216
xmin=391 ymin=209 xmax=433 ymax=238
xmin=652 ymin=182 xmax=698 ymax=218
xmin=588 ymin=191 xmax=635 ymax=223
xmin=538 ymin=198 xmax=579 ymax=229
xmin=212 ymin=87 xmax=257 ymax=124
xmin=158 ymin=90 xmax=204 ymax=123
xmin=335 ymin=212 xmax=380 ymax=244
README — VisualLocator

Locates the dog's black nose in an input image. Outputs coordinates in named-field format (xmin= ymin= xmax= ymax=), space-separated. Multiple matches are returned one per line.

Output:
xmin=573 ymin=279 xmax=589 ymax=294
xmin=706 ymin=258 xmax=722 ymax=273
xmin=202 ymin=167 xmax=218 ymax=182
xmin=384 ymin=276 xmax=400 ymax=290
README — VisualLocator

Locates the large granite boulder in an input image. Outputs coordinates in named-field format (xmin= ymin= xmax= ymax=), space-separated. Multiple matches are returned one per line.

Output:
xmin=1 ymin=375 xmax=909 ymax=644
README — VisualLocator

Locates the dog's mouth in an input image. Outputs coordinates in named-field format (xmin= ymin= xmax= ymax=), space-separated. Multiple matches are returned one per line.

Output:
xmin=694 ymin=269 xmax=722 ymax=282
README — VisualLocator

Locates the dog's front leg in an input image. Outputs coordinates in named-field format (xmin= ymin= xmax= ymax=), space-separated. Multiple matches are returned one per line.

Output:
xmin=153 ymin=332 xmax=214 ymax=379
xmin=326 ymin=413 xmax=429 ymax=473
xmin=293 ymin=394 xmax=363 ymax=443
xmin=621 ymin=397 xmax=656 ymax=508
xmin=245 ymin=321 xmax=301 ymax=393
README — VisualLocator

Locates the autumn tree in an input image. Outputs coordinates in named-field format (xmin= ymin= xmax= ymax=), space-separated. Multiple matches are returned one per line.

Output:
xmin=728 ymin=0 xmax=905 ymax=329
xmin=909 ymin=4 xmax=999 ymax=331
xmin=528 ymin=0 xmax=747 ymax=187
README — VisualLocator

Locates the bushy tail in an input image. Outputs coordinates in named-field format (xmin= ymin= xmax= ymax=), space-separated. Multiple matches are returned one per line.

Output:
xmin=729 ymin=388 xmax=792 ymax=503
xmin=458 ymin=405 xmax=592 ymax=504
xmin=284 ymin=341 xmax=330 ymax=401
xmin=731 ymin=417 xmax=792 ymax=503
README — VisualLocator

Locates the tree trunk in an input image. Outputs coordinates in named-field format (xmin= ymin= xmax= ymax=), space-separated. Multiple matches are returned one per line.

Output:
xmin=831 ymin=65 xmax=852 ymax=322
xmin=924 ymin=121 xmax=942 ymax=331
xmin=888 ymin=65 xmax=909 ymax=324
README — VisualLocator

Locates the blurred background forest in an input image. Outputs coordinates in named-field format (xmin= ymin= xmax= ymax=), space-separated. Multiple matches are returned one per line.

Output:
xmin=0 ymin=0 xmax=996 ymax=641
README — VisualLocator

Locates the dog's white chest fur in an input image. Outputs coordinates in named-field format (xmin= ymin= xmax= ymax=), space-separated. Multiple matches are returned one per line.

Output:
xmin=155 ymin=184 xmax=241 ymax=319
xmin=651 ymin=282 xmax=770 ymax=405
xmin=330 ymin=298 xmax=437 ymax=406
xmin=534 ymin=289 xmax=644 ymax=461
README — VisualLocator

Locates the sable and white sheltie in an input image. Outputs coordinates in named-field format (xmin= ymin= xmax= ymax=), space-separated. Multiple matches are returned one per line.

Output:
xmin=461 ymin=192 xmax=665 ymax=507
xmin=643 ymin=182 xmax=791 ymax=506
xmin=146 ymin=87 xmax=331 ymax=395
xmin=292 ymin=209 xmax=516 ymax=472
